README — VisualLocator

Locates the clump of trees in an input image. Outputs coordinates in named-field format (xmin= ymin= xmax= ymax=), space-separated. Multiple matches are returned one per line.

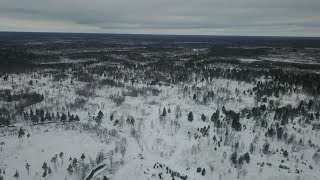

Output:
xmin=23 ymin=109 xmax=80 ymax=124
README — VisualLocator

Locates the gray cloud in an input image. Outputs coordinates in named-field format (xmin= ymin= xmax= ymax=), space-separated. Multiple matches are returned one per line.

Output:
xmin=0 ymin=0 xmax=319 ymax=36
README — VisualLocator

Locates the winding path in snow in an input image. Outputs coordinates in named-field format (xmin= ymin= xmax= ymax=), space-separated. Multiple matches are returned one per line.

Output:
xmin=85 ymin=164 xmax=107 ymax=180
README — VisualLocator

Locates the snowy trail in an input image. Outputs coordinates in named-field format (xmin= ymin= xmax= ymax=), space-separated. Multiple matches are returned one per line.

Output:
xmin=85 ymin=164 xmax=107 ymax=180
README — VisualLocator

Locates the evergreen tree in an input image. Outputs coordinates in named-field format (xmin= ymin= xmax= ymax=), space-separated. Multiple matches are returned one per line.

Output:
xmin=45 ymin=112 xmax=52 ymax=120
xmin=277 ymin=127 xmax=283 ymax=140
xmin=67 ymin=164 xmax=73 ymax=174
xmin=51 ymin=155 xmax=57 ymax=168
xmin=243 ymin=152 xmax=250 ymax=163
xmin=197 ymin=167 xmax=202 ymax=173
xmin=98 ymin=110 xmax=104 ymax=119
xmin=162 ymin=107 xmax=167 ymax=116
xmin=29 ymin=109 xmax=34 ymax=119
xmin=238 ymin=156 xmax=244 ymax=166
xmin=201 ymin=168 xmax=206 ymax=176
xmin=69 ymin=114 xmax=75 ymax=121
xmin=47 ymin=167 xmax=52 ymax=175
xmin=56 ymin=112 xmax=60 ymax=119
xmin=81 ymin=153 xmax=86 ymax=161
xmin=203 ymin=95 xmax=207 ymax=105
xmin=40 ymin=109 xmax=45 ymax=119
xmin=96 ymin=110 xmax=104 ymax=126
xmin=59 ymin=152 xmax=64 ymax=164
xmin=267 ymin=127 xmax=275 ymax=137
xmin=201 ymin=114 xmax=206 ymax=122
xmin=75 ymin=115 xmax=80 ymax=121
xmin=25 ymin=163 xmax=30 ymax=175
xmin=40 ymin=116 xmax=45 ymax=123
xmin=230 ymin=152 xmax=237 ymax=165
xmin=31 ymin=115 xmax=39 ymax=123
xmin=72 ymin=158 xmax=78 ymax=167
xmin=61 ymin=113 xmax=67 ymax=122
xmin=18 ymin=127 xmax=25 ymax=139
xmin=13 ymin=170 xmax=19 ymax=179
xmin=42 ymin=162 xmax=48 ymax=171
xmin=193 ymin=94 xmax=197 ymax=100
xmin=211 ymin=110 xmax=219 ymax=124
xmin=42 ymin=170 xmax=47 ymax=178
xmin=187 ymin=112 xmax=194 ymax=122
xmin=262 ymin=142 xmax=270 ymax=155
xmin=231 ymin=114 xmax=241 ymax=131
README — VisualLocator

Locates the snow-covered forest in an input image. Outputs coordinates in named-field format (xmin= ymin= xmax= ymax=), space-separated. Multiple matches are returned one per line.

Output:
xmin=1 ymin=33 xmax=320 ymax=180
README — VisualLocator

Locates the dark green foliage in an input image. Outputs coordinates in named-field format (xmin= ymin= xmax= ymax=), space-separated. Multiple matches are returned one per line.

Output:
xmin=209 ymin=46 xmax=269 ymax=57
xmin=187 ymin=112 xmax=193 ymax=122
xmin=193 ymin=94 xmax=197 ymax=100
xmin=40 ymin=109 xmax=45 ymax=119
xmin=243 ymin=152 xmax=250 ymax=163
xmin=69 ymin=114 xmax=75 ymax=121
xmin=13 ymin=170 xmax=19 ymax=178
xmin=47 ymin=167 xmax=52 ymax=175
xmin=238 ymin=156 xmax=244 ymax=166
xmin=42 ymin=162 xmax=48 ymax=170
xmin=40 ymin=116 xmax=45 ymax=123
xmin=18 ymin=128 xmax=25 ymax=139
xmin=201 ymin=168 xmax=206 ymax=176
xmin=75 ymin=115 xmax=80 ymax=121
xmin=61 ymin=113 xmax=67 ymax=122
xmin=196 ymin=167 xmax=201 ymax=173
xmin=162 ymin=108 xmax=167 ymax=116
xmin=98 ymin=110 xmax=104 ymax=119
xmin=231 ymin=113 xmax=241 ymax=131
xmin=201 ymin=114 xmax=206 ymax=122
xmin=31 ymin=115 xmax=39 ymax=123
xmin=45 ymin=112 xmax=52 ymax=120
xmin=72 ymin=158 xmax=77 ymax=167
xmin=81 ymin=153 xmax=86 ymax=161
xmin=96 ymin=110 xmax=104 ymax=125
xmin=230 ymin=152 xmax=237 ymax=165
xmin=211 ymin=110 xmax=219 ymax=125
xmin=263 ymin=142 xmax=270 ymax=155
xmin=277 ymin=126 xmax=283 ymax=140
xmin=267 ymin=127 xmax=275 ymax=137
xmin=0 ymin=114 xmax=11 ymax=126
xmin=67 ymin=164 xmax=73 ymax=174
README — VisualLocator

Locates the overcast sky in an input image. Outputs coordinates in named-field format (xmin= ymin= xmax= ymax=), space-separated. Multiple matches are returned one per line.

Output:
xmin=0 ymin=0 xmax=319 ymax=36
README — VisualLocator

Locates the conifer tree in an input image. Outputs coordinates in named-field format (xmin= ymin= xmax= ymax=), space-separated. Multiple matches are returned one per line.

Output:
xmin=188 ymin=112 xmax=194 ymax=122
xmin=67 ymin=164 xmax=73 ymax=174
xmin=162 ymin=107 xmax=167 ymax=116
xmin=96 ymin=110 xmax=104 ymax=126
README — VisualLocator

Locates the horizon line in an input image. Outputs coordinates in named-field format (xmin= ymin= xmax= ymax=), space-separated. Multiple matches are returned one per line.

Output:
xmin=1 ymin=31 xmax=320 ymax=39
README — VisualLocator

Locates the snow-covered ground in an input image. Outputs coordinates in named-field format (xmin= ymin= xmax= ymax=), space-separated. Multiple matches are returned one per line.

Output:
xmin=1 ymin=125 xmax=108 ymax=180
xmin=1 ymin=64 xmax=320 ymax=180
